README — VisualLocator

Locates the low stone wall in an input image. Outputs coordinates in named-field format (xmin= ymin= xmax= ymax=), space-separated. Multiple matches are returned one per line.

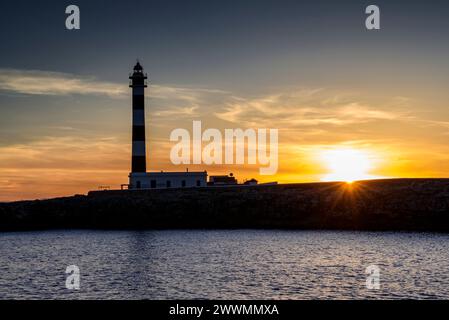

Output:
xmin=1 ymin=179 xmax=449 ymax=232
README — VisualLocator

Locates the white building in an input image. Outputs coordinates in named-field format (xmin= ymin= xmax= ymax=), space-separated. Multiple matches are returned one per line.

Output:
xmin=129 ymin=171 xmax=208 ymax=190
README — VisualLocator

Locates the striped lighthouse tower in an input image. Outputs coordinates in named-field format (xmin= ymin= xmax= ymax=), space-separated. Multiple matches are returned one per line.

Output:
xmin=129 ymin=62 xmax=148 ymax=181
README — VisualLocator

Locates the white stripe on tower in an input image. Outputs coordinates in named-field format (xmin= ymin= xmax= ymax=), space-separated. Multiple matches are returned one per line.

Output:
xmin=132 ymin=110 xmax=145 ymax=126
xmin=132 ymin=141 xmax=146 ymax=156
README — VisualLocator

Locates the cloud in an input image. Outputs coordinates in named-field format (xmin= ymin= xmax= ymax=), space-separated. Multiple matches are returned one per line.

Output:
xmin=151 ymin=85 xmax=228 ymax=100
xmin=149 ymin=85 xmax=229 ymax=120
xmin=215 ymin=89 xmax=408 ymax=127
xmin=0 ymin=69 xmax=126 ymax=97
xmin=0 ymin=135 xmax=129 ymax=170
xmin=153 ymin=106 xmax=199 ymax=117
xmin=0 ymin=135 xmax=132 ymax=201
xmin=417 ymin=119 xmax=449 ymax=131
xmin=0 ymin=69 xmax=230 ymax=119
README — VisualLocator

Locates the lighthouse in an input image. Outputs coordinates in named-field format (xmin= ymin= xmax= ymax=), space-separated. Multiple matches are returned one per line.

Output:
xmin=128 ymin=62 xmax=207 ymax=190
xmin=130 ymin=62 xmax=147 ymax=174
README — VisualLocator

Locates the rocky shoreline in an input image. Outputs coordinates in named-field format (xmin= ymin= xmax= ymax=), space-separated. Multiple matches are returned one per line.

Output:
xmin=1 ymin=179 xmax=449 ymax=232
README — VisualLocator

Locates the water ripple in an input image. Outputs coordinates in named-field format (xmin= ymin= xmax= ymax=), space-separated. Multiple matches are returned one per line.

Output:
xmin=0 ymin=230 xmax=448 ymax=299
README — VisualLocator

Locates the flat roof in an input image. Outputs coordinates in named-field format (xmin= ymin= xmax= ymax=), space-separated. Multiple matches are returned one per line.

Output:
xmin=130 ymin=171 xmax=207 ymax=177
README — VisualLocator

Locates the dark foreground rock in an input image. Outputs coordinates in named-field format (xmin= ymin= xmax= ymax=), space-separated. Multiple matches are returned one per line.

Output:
xmin=1 ymin=179 xmax=449 ymax=232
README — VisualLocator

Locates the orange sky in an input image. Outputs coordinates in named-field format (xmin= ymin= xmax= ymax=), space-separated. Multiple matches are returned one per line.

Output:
xmin=1 ymin=76 xmax=448 ymax=201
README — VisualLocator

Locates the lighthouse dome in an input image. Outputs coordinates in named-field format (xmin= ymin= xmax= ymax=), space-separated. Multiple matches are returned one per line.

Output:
xmin=134 ymin=62 xmax=143 ymax=72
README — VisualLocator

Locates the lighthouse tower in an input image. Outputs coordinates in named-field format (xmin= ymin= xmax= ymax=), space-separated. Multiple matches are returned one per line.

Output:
xmin=129 ymin=62 xmax=148 ymax=189
xmin=127 ymin=61 xmax=207 ymax=190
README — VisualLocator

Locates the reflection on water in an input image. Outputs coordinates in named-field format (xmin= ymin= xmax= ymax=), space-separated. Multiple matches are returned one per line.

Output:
xmin=0 ymin=230 xmax=448 ymax=299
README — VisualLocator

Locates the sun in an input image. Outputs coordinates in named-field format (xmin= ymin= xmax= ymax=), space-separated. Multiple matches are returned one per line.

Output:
xmin=320 ymin=148 xmax=377 ymax=183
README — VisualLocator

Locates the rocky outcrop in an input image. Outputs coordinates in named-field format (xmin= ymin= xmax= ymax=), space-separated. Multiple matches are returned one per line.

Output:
xmin=1 ymin=179 xmax=449 ymax=232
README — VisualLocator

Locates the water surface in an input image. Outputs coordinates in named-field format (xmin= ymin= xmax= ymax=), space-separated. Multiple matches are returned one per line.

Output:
xmin=0 ymin=230 xmax=448 ymax=299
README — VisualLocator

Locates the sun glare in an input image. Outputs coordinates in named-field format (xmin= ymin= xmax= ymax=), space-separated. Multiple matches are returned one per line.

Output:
xmin=320 ymin=148 xmax=377 ymax=183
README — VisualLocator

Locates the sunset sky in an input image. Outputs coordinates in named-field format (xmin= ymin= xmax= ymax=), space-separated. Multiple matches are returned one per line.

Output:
xmin=1 ymin=0 xmax=449 ymax=201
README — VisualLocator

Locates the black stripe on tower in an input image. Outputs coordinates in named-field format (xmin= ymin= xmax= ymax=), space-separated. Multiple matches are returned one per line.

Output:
xmin=132 ymin=155 xmax=146 ymax=173
xmin=132 ymin=130 xmax=146 ymax=173
xmin=132 ymin=126 xmax=146 ymax=141
xmin=133 ymin=95 xmax=145 ymax=110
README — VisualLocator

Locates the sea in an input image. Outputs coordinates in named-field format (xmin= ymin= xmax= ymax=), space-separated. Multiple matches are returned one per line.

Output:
xmin=0 ymin=230 xmax=448 ymax=299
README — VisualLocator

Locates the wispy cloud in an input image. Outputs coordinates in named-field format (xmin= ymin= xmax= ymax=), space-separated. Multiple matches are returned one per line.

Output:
xmin=153 ymin=106 xmax=199 ymax=117
xmin=0 ymin=135 xmax=129 ymax=170
xmin=0 ymin=69 xmax=126 ymax=97
xmin=0 ymin=135 xmax=131 ymax=201
xmin=151 ymin=85 xmax=228 ymax=100
xmin=149 ymin=85 xmax=229 ymax=120
xmin=0 ymin=69 xmax=230 ymax=119
xmin=215 ymin=89 xmax=409 ymax=127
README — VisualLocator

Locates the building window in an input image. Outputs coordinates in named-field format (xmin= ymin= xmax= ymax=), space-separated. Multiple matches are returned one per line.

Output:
xmin=182 ymin=180 xmax=186 ymax=187
xmin=196 ymin=180 xmax=201 ymax=187
xmin=136 ymin=181 xmax=141 ymax=189
xmin=151 ymin=180 xmax=156 ymax=189
xmin=166 ymin=181 xmax=171 ymax=188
